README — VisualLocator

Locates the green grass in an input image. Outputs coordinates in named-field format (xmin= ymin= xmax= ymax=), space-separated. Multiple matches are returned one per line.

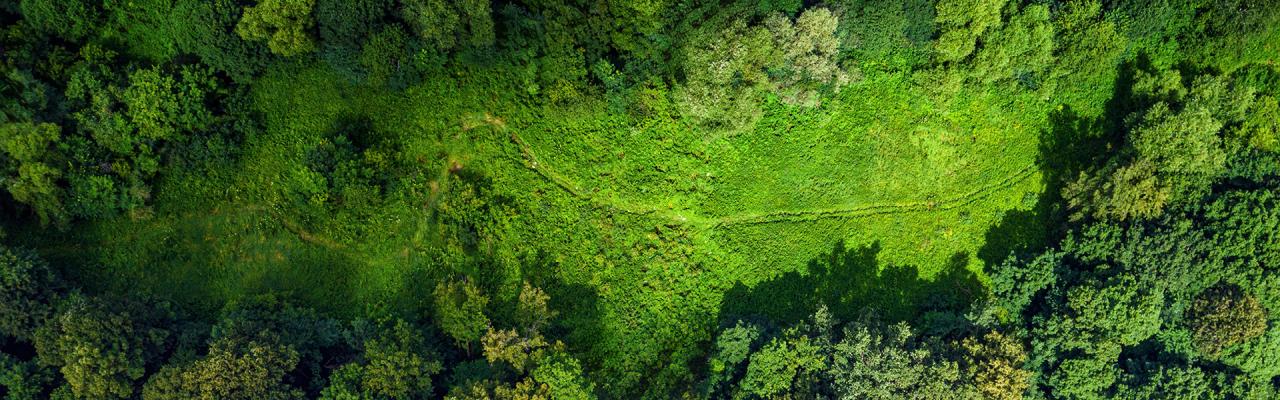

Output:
xmin=39 ymin=61 xmax=1048 ymax=394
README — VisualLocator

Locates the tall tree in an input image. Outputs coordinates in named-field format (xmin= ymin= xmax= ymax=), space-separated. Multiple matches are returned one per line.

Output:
xmin=236 ymin=0 xmax=318 ymax=57
xmin=434 ymin=279 xmax=490 ymax=353
xmin=34 ymin=296 xmax=170 ymax=400
xmin=142 ymin=337 xmax=303 ymax=400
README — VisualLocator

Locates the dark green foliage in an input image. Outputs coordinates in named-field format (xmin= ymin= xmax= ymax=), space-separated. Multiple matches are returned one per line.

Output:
xmin=0 ymin=352 xmax=55 ymax=400
xmin=100 ymin=0 xmax=180 ymax=61
xmin=987 ymin=251 xmax=1058 ymax=325
xmin=171 ymin=0 xmax=273 ymax=82
xmin=0 ymin=246 xmax=59 ymax=340
xmin=18 ymin=0 xmax=101 ymax=41
xmin=738 ymin=332 xmax=825 ymax=397
xmin=399 ymin=0 xmax=494 ymax=53
xmin=1115 ymin=363 xmax=1269 ymax=400
xmin=314 ymin=0 xmax=392 ymax=82
xmin=301 ymin=117 xmax=399 ymax=215
xmin=701 ymin=322 xmax=761 ymax=396
xmin=211 ymin=296 xmax=343 ymax=395
xmin=997 ymin=161 xmax=1280 ymax=397
xmin=1062 ymin=70 xmax=1257 ymax=222
xmin=60 ymin=57 xmax=215 ymax=219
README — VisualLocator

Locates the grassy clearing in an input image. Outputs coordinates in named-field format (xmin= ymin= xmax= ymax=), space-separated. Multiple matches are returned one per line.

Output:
xmin=38 ymin=61 xmax=1046 ymax=388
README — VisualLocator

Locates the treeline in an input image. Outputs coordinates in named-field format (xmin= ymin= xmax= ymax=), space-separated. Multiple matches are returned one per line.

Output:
xmin=1 ymin=246 xmax=594 ymax=399
xmin=1 ymin=0 xmax=1279 ymax=399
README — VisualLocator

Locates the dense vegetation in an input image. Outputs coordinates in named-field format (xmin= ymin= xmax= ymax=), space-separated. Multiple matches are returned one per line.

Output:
xmin=1 ymin=0 xmax=1278 ymax=398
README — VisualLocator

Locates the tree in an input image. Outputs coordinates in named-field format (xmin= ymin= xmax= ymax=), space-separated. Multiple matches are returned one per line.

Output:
xmin=932 ymin=0 xmax=1007 ymax=63
xmin=172 ymin=0 xmax=273 ymax=82
xmin=969 ymin=3 xmax=1053 ymax=86
xmin=962 ymin=331 xmax=1030 ymax=400
xmin=18 ymin=0 xmax=101 ymax=41
xmin=1046 ymin=351 xmax=1121 ymax=400
xmin=674 ymin=18 xmax=777 ymax=132
xmin=34 ymin=296 xmax=169 ymax=400
xmin=1239 ymin=95 xmax=1279 ymax=152
xmin=358 ymin=26 xmax=411 ymax=87
xmin=1115 ymin=363 xmax=1271 ymax=400
xmin=313 ymin=0 xmax=392 ymax=81
xmin=830 ymin=322 xmax=976 ymax=399
xmin=1131 ymin=103 xmax=1226 ymax=183
xmin=0 ymin=353 xmax=55 ymax=400
xmin=514 ymin=282 xmax=555 ymax=336
xmin=123 ymin=66 xmax=215 ymax=141
xmin=833 ymin=0 xmax=935 ymax=70
xmin=1051 ymin=0 xmax=1126 ymax=116
xmin=1063 ymin=70 xmax=1239 ymax=222
xmin=987 ymin=251 xmax=1060 ymax=325
xmin=0 ymin=246 xmax=60 ymax=341
xmin=142 ymin=337 xmax=303 ymax=400
xmin=465 ymin=330 xmax=592 ymax=400
xmin=1044 ymin=274 xmax=1164 ymax=352
xmin=100 ymin=0 xmax=181 ymax=61
xmin=739 ymin=334 xmax=826 ymax=398
xmin=399 ymin=0 xmax=494 ymax=53
xmin=765 ymin=8 xmax=849 ymax=106
xmin=676 ymin=8 xmax=850 ymax=131
xmin=236 ymin=0 xmax=317 ymax=57
xmin=211 ymin=296 xmax=343 ymax=395
xmin=0 ymin=122 xmax=65 ymax=225
xmin=1065 ymin=159 xmax=1170 ymax=222
xmin=1186 ymin=285 xmax=1267 ymax=358
xmin=443 ymin=281 xmax=592 ymax=400
xmin=320 ymin=320 xmax=442 ymax=400
xmin=434 ymin=279 xmax=490 ymax=353
xmin=701 ymin=321 xmax=761 ymax=396
xmin=526 ymin=348 xmax=593 ymax=400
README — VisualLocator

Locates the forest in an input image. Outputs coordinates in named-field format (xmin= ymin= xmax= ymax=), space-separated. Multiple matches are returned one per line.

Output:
xmin=1 ymin=0 xmax=1279 ymax=398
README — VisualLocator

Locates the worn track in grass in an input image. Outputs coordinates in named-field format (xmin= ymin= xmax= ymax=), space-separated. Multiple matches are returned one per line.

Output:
xmin=505 ymin=128 xmax=1038 ymax=231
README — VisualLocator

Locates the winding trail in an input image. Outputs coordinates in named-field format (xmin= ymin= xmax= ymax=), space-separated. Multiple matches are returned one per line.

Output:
xmin=504 ymin=128 xmax=1039 ymax=230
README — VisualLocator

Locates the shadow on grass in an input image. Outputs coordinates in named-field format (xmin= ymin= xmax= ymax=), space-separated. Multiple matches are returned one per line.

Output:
xmin=717 ymin=241 xmax=984 ymax=328
xmin=978 ymin=57 xmax=1147 ymax=270
xmin=519 ymin=249 xmax=604 ymax=354
xmin=44 ymin=212 xmax=368 ymax=320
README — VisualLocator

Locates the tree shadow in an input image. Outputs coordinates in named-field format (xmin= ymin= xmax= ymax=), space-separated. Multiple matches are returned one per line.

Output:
xmin=520 ymin=250 xmax=604 ymax=355
xmin=978 ymin=57 xmax=1149 ymax=270
xmin=717 ymin=240 xmax=984 ymax=328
